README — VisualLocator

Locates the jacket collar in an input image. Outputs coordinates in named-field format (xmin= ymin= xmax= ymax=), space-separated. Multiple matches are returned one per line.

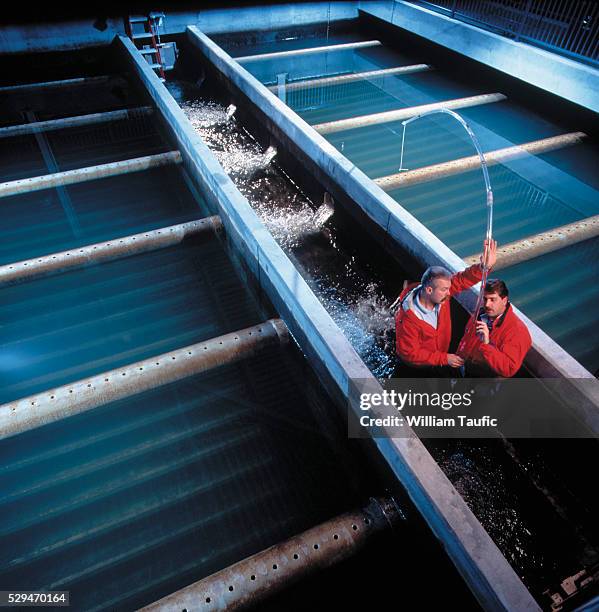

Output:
xmin=480 ymin=302 xmax=511 ymax=329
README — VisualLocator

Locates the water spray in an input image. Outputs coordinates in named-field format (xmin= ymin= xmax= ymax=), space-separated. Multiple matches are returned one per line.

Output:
xmin=259 ymin=145 xmax=277 ymax=170
xmin=312 ymin=192 xmax=335 ymax=226
xmin=397 ymin=109 xmax=494 ymax=359
xmin=225 ymin=104 xmax=237 ymax=121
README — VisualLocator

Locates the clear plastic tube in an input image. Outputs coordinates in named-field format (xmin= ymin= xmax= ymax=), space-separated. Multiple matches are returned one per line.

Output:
xmin=399 ymin=109 xmax=494 ymax=358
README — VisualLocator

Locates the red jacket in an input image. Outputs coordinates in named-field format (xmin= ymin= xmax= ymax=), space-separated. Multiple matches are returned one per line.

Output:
xmin=460 ymin=303 xmax=532 ymax=377
xmin=395 ymin=265 xmax=482 ymax=367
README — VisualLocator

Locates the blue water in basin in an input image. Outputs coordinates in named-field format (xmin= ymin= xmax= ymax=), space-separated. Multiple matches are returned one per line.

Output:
xmin=0 ymin=63 xmax=367 ymax=612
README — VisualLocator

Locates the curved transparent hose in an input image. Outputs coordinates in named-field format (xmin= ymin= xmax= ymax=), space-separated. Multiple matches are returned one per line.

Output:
xmin=399 ymin=109 xmax=493 ymax=358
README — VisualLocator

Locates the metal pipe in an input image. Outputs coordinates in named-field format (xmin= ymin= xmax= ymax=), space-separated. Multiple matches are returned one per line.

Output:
xmin=267 ymin=64 xmax=432 ymax=93
xmin=0 ymin=217 xmax=222 ymax=287
xmin=0 ymin=151 xmax=182 ymax=199
xmin=375 ymin=132 xmax=587 ymax=191
xmin=0 ymin=319 xmax=288 ymax=441
xmin=0 ymin=75 xmax=116 ymax=94
xmin=236 ymin=40 xmax=381 ymax=63
xmin=0 ymin=107 xmax=154 ymax=139
xmin=464 ymin=214 xmax=599 ymax=270
xmin=139 ymin=497 xmax=404 ymax=612
xmin=312 ymin=93 xmax=506 ymax=135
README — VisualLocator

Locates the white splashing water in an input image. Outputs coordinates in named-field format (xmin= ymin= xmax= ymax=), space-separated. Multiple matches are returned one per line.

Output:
xmin=180 ymin=97 xmax=397 ymax=377
xmin=184 ymin=100 xmax=236 ymax=129
xmin=226 ymin=104 xmax=237 ymax=120
xmin=318 ymin=282 xmax=396 ymax=377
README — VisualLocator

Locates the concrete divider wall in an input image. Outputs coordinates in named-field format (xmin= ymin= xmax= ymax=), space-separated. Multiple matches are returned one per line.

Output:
xmin=360 ymin=1 xmax=599 ymax=114
xmin=0 ymin=3 xmax=359 ymax=54
xmin=116 ymin=33 xmax=542 ymax=612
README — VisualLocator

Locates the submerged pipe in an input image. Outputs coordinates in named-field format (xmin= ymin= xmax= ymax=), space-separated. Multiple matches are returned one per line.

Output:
xmin=464 ymin=214 xmax=599 ymax=270
xmin=312 ymin=93 xmax=506 ymax=135
xmin=0 ymin=217 xmax=222 ymax=287
xmin=0 ymin=107 xmax=154 ymax=139
xmin=267 ymin=64 xmax=432 ymax=93
xmin=0 ymin=319 xmax=288 ymax=441
xmin=0 ymin=151 xmax=182 ymax=198
xmin=375 ymin=132 xmax=587 ymax=191
xmin=139 ymin=497 xmax=404 ymax=612
xmin=236 ymin=40 xmax=381 ymax=63
xmin=0 ymin=75 xmax=117 ymax=94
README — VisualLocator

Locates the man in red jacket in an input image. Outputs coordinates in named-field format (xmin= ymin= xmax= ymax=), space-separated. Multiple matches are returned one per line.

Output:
xmin=460 ymin=279 xmax=532 ymax=377
xmin=395 ymin=240 xmax=496 ymax=375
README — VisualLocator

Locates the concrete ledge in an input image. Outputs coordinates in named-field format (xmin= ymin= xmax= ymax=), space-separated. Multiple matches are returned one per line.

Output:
xmin=0 ymin=4 xmax=362 ymax=54
xmin=119 ymin=32 xmax=542 ymax=612
xmin=360 ymin=1 xmax=599 ymax=113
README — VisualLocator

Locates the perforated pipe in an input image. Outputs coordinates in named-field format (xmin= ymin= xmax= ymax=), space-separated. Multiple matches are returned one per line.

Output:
xmin=0 ymin=217 xmax=222 ymax=287
xmin=313 ymin=93 xmax=506 ymax=135
xmin=0 ymin=320 xmax=288 ymax=441
xmin=375 ymin=132 xmax=586 ymax=191
xmin=266 ymin=64 xmax=431 ymax=93
xmin=0 ymin=151 xmax=182 ymax=198
xmin=0 ymin=107 xmax=154 ymax=139
xmin=139 ymin=497 xmax=404 ymax=612
xmin=464 ymin=215 xmax=599 ymax=270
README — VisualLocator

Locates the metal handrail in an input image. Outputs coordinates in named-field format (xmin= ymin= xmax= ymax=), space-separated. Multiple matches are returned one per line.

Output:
xmin=411 ymin=0 xmax=598 ymax=66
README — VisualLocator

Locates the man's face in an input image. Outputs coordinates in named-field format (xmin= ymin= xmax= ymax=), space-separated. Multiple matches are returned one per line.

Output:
xmin=425 ymin=278 xmax=451 ymax=305
xmin=484 ymin=291 xmax=508 ymax=318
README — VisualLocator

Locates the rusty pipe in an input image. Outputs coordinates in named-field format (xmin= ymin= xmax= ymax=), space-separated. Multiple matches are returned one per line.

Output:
xmin=313 ymin=93 xmax=506 ymax=135
xmin=0 ymin=151 xmax=182 ymax=198
xmin=236 ymin=40 xmax=381 ymax=63
xmin=139 ymin=497 xmax=404 ymax=612
xmin=0 ymin=75 xmax=117 ymax=94
xmin=0 ymin=107 xmax=154 ymax=139
xmin=267 ymin=64 xmax=431 ymax=93
xmin=0 ymin=217 xmax=222 ymax=287
xmin=0 ymin=319 xmax=288 ymax=441
xmin=464 ymin=214 xmax=599 ymax=270
xmin=375 ymin=132 xmax=586 ymax=191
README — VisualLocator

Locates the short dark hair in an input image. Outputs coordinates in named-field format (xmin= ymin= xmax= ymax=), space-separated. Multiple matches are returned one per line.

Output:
xmin=484 ymin=279 xmax=509 ymax=298
xmin=421 ymin=266 xmax=452 ymax=288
